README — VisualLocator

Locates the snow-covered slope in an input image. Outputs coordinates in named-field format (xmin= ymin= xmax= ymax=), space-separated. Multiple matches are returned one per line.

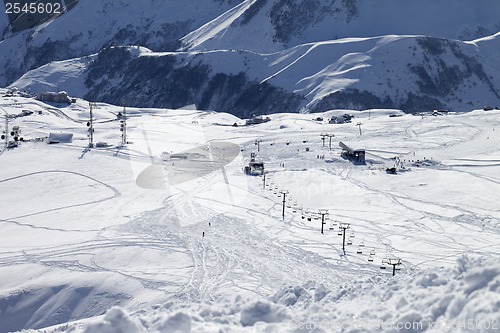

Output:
xmin=40 ymin=256 xmax=500 ymax=332
xmin=181 ymin=0 xmax=500 ymax=53
xmin=2 ymin=1 xmax=500 ymax=114
xmin=0 ymin=0 xmax=242 ymax=86
xmin=0 ymin=90 xmax=499 ymax=332
xmin=11 ymin=33 xmax=500 ymax=116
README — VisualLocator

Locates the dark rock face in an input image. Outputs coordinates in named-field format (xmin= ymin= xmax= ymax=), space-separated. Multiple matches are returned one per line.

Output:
xmin=413 ymin=37 xmax=499 ymax=100
xmin=83 ymin=47 xmax=302 ymax=118
xmin=107 ymin=20 xmax=192 ymax=52
xmin=311 ymin=89 xmax=394 ymax=113
xmin=269 ymin=0 xmax=358 ymax=45
xmin=240 ymin=0 xmax=268 ymax=25
xmin=311 ymin=89 xmax=448 ymax=114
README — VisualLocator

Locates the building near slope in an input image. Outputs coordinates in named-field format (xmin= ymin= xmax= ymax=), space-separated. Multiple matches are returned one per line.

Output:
xmin=244 ymin=161 xmax=265 ymax=175
xmin=339 ymin=141 xmax=365 ymax=164
xmin=245 ymin=115 xmax=271 ymax=126
xmin=329 ymin=114 xmax=354 ymax=124
xmin=244 ymin=152 xmax=265 ymax=175
xmin=37 ymin=91 xmax=73 ymax=104
xmin=47 ymin=133 xmax=73 ymax=144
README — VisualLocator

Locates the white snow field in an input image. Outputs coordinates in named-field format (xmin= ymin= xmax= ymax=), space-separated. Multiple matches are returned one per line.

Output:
xmin=0 ymin=90 xmax=499 ymax=332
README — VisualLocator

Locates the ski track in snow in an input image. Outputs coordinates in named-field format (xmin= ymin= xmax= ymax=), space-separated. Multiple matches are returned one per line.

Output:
xmin=0 ymin=170 xmax=120 ymax=232
xmin=342 ymin=168 xmax=500 ymax=266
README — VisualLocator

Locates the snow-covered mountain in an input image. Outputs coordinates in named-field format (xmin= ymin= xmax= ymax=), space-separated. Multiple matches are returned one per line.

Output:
xmin=1 ymin=0 xmax=500 ymax=114
xmin=181 ymin=0 xmax=500 ymax=53
xmin=10 ymin=32 xmax=500 ymax=116
xmin=0 ymin=0 xmax=241 ymax=86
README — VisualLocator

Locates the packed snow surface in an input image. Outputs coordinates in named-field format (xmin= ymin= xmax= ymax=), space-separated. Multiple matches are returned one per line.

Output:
xmin=0 ymin=91 xmax=499 ymax=332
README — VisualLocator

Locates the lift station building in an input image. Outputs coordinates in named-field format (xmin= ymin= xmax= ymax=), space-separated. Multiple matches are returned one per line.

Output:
xmin=245 ymin=161 xmax=265 ymax=175
xmin=244 ymin=152 xmax=265 ymax=175
xmin=339 ymin=141 xmax=365 ymax=164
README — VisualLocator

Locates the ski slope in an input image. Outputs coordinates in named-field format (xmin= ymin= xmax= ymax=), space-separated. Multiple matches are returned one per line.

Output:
xmin=0 ymin=90 xmax=499 ymax=332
